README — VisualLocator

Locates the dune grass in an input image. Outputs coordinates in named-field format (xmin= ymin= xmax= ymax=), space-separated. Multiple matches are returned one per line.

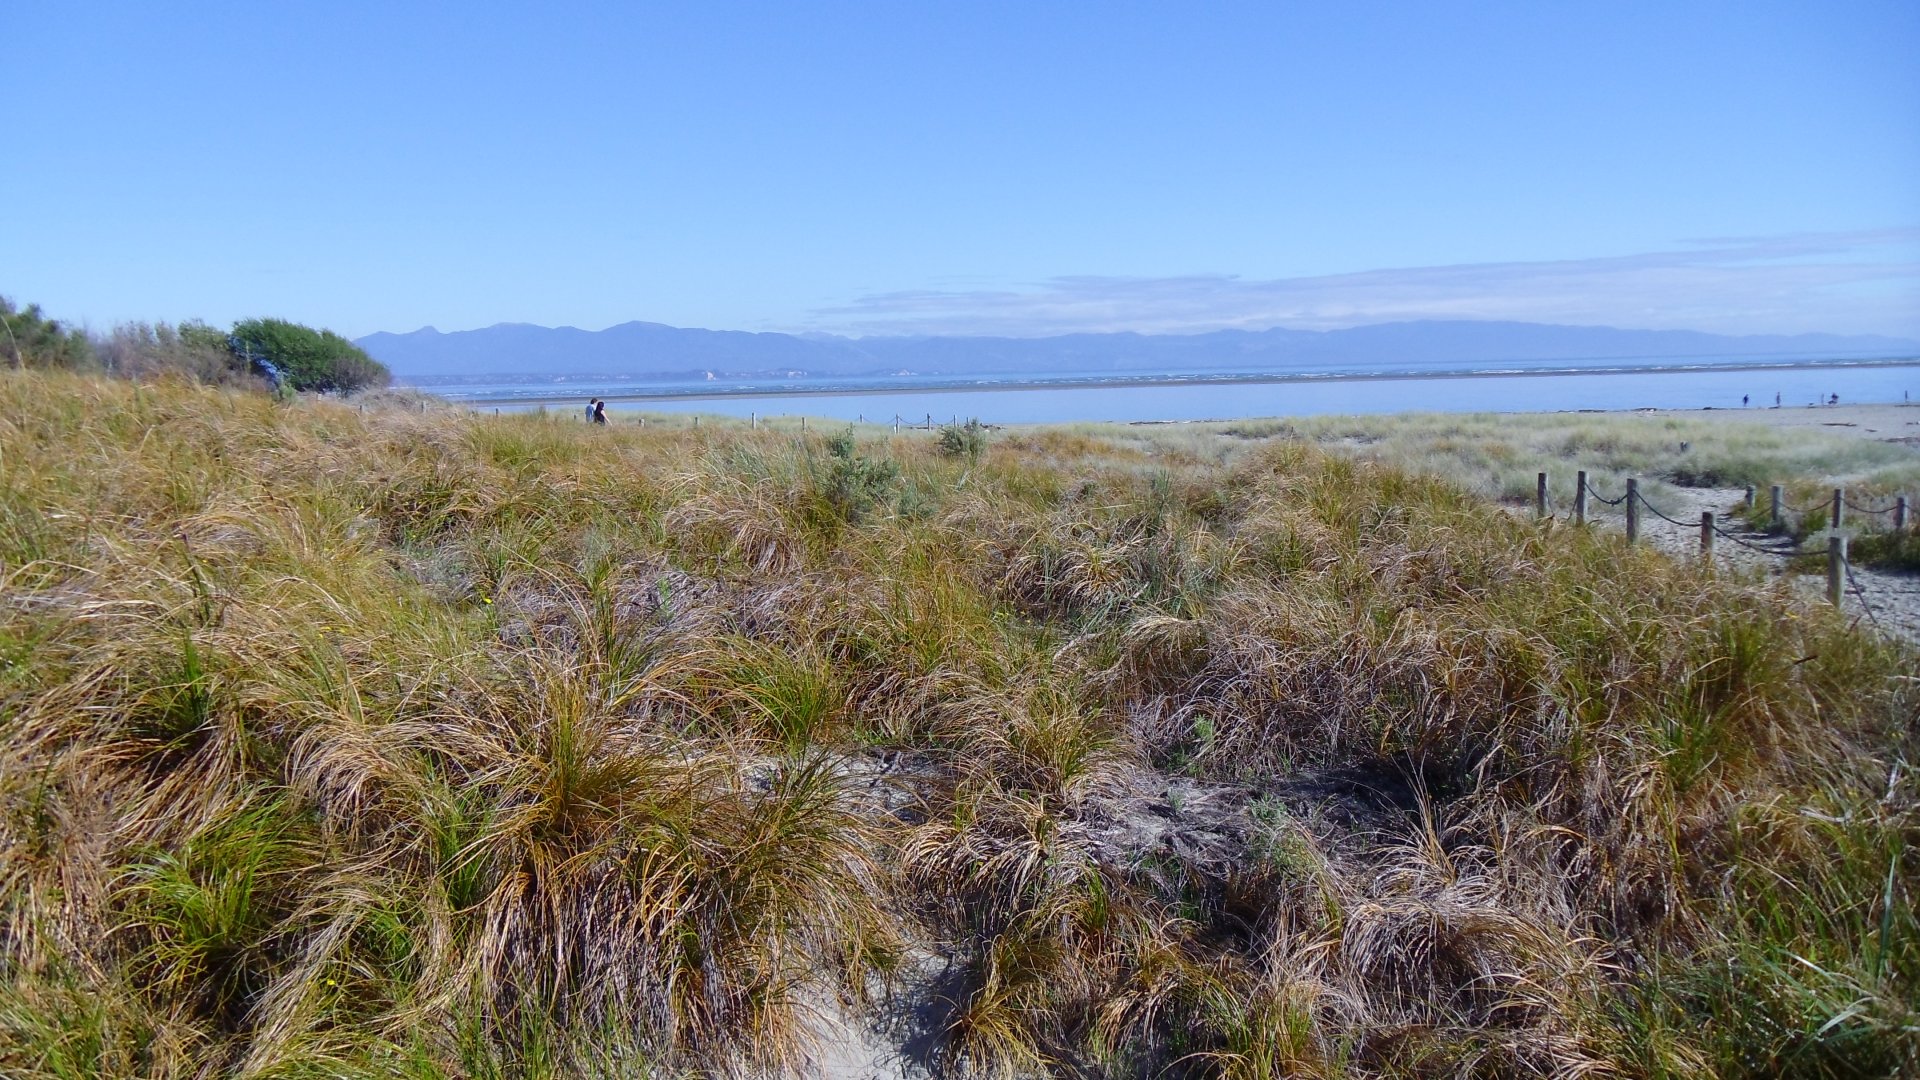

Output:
xmin=0 ymin=372 xmax=1914 ymax=1078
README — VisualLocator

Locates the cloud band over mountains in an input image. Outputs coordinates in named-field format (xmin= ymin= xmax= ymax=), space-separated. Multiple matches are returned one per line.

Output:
xmin=805 ymin=229 xmax=1920 ymax=339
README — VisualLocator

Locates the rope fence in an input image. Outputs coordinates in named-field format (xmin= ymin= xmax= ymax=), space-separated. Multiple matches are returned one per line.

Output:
xmin=1843 ymin=498 xmax=1898 ymax=516
xmin=1705 ymin=515 xmax=1793 ymax=557
xmin=1843 ymin=556 xmax=1888 ymax=633
xmin=1629 ymin=490 xmax=1701 ymax=530
xmin=1582 ymin=483 xmax=1629 ymax=507
xmin=1533 ymin=470 xmax=1912 ymax=622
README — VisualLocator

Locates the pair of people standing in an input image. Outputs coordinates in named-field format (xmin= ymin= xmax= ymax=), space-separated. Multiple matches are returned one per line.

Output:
xmin=585 ymin=398 xmax=607 ymax=424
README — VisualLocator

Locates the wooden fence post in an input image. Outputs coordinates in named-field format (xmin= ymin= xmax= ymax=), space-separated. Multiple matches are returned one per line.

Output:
xmin=1828 ymin=535 xmax=1846 ymax=606
xmin=1896 ymin=495 xmax=1908 ymax=532
xmin=1536 ymin=472 xmax=1548 ymax=518
xmin=1574 ymin=470 xmax=1587 ymax=525
xmin=1743 ymin=485 xmax=1755 ymax=509
xmin=1701 ymin=511 xmax=1714 ymax=557
xmin=1770 ymin=484 xmax=1783 ymax=528
xmin=1625 ymin=478 xmax=1639 ymax=544
xmin=1832 ymin=487 xmax=1844 ymax=530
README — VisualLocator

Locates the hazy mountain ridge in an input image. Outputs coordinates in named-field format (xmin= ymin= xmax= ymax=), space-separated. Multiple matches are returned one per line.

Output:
xmin=356 ymin=319 xmax=1920 ymax=384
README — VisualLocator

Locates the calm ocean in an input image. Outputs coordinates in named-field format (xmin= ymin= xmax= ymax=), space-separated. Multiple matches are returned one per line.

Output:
xmin=431 ymin=360 xmax=1920 ymax=425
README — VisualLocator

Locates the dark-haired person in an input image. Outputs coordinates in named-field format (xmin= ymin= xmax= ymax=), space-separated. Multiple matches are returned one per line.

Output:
xmin=593 ymin=400 xmax=607 ymax=424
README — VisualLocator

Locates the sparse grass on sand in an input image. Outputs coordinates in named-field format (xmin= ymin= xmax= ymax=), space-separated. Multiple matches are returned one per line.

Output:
xmin=1 ymin=372 xmax=1915 ymax=1078
xmin=1067 ymin=410 xmax=1920 ymax=508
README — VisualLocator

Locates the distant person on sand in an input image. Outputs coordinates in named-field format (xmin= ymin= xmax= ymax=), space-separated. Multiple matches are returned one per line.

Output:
xmin=1743 ymin=394 xmax=1749 ymax=407
xmin=1830 ymin=393 xmax=1839 ymax=406
xmin=1775 ymin=392 xmax=1781 ymax=407
xmin=592 ymin=400 xmax=607 ymax=425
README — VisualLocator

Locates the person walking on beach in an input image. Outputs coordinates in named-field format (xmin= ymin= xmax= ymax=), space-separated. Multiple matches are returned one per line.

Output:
xmin=1743 ymin=394 xmax=1749 ymax=407
xmin=592 ymin=400 xmax=607 ymax=425
xmin=586 ymin=398 xmax=597 ymax=422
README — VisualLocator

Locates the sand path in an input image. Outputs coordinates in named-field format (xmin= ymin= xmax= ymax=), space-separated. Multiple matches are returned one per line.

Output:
xmin=1560 ymin=483 xmax=1920 ymax=644
xmin=1612 ymin=403 xmax=1920 ymax=642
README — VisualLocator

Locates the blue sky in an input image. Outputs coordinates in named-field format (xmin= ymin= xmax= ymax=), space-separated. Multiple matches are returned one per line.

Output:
xmin=6 ymin=1 xmax=1918 ymax=339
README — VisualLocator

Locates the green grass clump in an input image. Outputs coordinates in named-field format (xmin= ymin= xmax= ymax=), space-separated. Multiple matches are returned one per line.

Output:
xmin=1848 ymin=528 xmax=1920 ymax=572
xmin=0 ymin=371 xmax=1913 ymax=1078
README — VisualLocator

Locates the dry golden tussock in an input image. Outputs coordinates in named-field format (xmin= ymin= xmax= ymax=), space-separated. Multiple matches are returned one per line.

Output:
xmin=0 ymin=371 xmax=1914 ymax=1078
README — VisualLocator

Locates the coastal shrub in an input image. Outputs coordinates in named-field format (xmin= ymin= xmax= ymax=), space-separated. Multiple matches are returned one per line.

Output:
xmin=814 ymin=426 xmax=899 ymax=524
xmin=938 ymin=417 xmax=988 ymax=463
xmin=230 ymin=317 xmax=391 ymax=394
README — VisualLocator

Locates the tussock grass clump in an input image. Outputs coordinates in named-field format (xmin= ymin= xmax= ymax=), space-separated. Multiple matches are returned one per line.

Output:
xmin=0 ymin=371 xmax=1913 ymax=1078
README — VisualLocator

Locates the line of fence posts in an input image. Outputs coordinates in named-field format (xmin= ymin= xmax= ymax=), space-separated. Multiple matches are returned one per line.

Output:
xmin=1545 ymin=468 xmax=1915 ymax=609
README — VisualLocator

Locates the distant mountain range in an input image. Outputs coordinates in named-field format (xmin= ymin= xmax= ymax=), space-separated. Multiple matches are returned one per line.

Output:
xmin=355 ymin=320 xmax=1920 ymax=385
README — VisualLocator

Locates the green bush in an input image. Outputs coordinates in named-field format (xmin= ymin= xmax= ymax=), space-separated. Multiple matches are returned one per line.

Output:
xmin=230 ymin=317 xmax=390 ymax=394
xmin=938 ymin=417 xmax=988 ymax=464
xmin=818 ymin=427 xmax=899 ymax=523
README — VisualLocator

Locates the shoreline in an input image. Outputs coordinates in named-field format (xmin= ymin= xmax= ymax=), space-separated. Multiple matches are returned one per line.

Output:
xmin=425 ymin=355 xmax=1920 ymax=407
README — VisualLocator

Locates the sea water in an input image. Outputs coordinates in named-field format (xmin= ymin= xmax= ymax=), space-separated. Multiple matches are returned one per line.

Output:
xmin=452 ymin=361 xmax=1920 ymax=424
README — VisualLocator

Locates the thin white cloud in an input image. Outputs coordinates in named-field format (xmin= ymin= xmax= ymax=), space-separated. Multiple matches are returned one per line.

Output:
xmin=803 ymin=229 xmax=1920 ymax=339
